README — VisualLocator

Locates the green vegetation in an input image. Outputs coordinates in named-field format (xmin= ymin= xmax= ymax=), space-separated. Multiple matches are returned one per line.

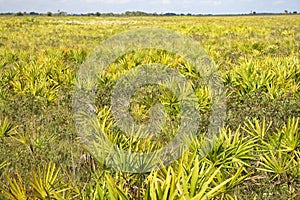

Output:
xmin=0 ymin=15 xmax=299 ymax=199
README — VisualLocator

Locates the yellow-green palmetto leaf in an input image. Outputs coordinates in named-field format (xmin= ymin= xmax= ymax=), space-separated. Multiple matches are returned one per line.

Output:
xmin=191 ymin=166 xmax=231 ymax=200
xmin=258 ymin=150 xmax=294 ymax=175
xmin=189 ymin=156 xmax=200 ymax=197
xmin=105 ymin=174 xmax=129 ymax=200
xmin=29 ymin=163 xmax=70 ymax=199
xmin=0 ymin=117 xmax=16 ymax=137
xmin=280 ymin=117 xmax=300 ymax=152
xmin=243 ymin=118 xmax=272 ymax=141
xmin=0 ymin=171 xmax=27 ymax=200
xmin=0 ymin=160 xmax=9 ymax=171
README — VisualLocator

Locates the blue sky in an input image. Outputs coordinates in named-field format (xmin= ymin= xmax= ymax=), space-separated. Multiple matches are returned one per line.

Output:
xmin=0 ymin=0 xmax=299 ymax=14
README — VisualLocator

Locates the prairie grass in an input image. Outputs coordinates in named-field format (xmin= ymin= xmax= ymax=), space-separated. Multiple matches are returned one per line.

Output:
xmin=0 ymin=15 xmax=299 ymax=199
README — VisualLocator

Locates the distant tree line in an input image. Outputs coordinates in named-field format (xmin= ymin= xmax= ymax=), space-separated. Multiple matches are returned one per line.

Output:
xmin=0 ymin=10 xmax=298 ymax=16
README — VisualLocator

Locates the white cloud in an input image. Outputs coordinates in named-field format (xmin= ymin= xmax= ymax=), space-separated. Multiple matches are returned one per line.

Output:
xmin=182 ymin=0 xmax=193 ymax=3
xmin=240 ymin=0 xmax=256 ymax=2
xmin=273 ymin=0 xmax=285 ymax=5
xmin=148 ymin=0 xmax=171 ymax=5
xmin=199 ymin=0 xmax=222 ymax=6
xmin=162 ymin=0 xmax=171 ymax=5
xmin=84 ymin=0 xmax=132 ymax=3
xmin=0 ymin=0 xmax=299 ymax=14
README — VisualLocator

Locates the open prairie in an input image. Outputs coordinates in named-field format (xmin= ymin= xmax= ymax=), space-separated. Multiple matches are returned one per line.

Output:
xmin=0 ymin=15 xmax=299 ymax=199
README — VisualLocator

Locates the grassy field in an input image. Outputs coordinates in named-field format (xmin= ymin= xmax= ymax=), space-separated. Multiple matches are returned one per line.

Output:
xmin=0 ymin=15 xmax=299 ymax=199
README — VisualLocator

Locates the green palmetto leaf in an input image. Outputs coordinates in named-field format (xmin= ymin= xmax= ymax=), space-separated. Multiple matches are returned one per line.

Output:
xmin=105 ymin=174 xmax=129 ymax=200
xmin=200 ymin=178 xmax=233 ymax=200
xmin=189 ymin=155 xmax=200 ymax=197
xmin=203 ymin=127 xmax=257 ymax=168
xmin=280 ymin=117 xmax=300 ymax=152
xmin=78 ymin=181 xmax=106 ymax=200
xmin=0 ymin=160 xmax=9 ymax=171
xmin=214 ymin=165 xmax=250 ymax=196
xmin=0 ymin=117 xmax=16 ymax=137
xmin=258 ymin=150 xmax=294 ymax=176
xmin=243 ymin=118 xmax=272 ymax=141
xmin=10 ymin=131 xmax=32 ymax=151
xmin=146 ymin=166 xmax=181 ymax=200
xmin=163 ymin=168 xmax=178 ymax=200
xmin=232 ymin=136 xmax=257 ymax=167
xmin=10 ymin=79 xmax=25 ymax=95
xmin=92 ymin=183 xmax=106 ymax=200
xmin=147 ymin=156 xmax=245 ymax=200
xmin=29 ymin=163 xmax=70 ymax=199
xmin=144 ymin=180 xmax=151 ymax=200
xmin=190 ymin=166 xmax=232 ymax=200
xmin=0 ymin=171 xmax=27 ymax=200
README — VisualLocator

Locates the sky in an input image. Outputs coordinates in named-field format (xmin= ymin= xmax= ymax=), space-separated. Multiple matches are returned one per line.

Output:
xmin=0 ymin=0 xmax=299 ymax=14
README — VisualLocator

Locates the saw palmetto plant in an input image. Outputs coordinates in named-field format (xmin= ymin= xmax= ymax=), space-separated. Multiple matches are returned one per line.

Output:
xmin=0 ymin=15 xmax=299 ymax=199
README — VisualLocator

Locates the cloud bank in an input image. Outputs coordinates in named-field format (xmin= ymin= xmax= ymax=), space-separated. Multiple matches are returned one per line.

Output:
xmin=0 ymin=0 xmax=299 ymax=14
